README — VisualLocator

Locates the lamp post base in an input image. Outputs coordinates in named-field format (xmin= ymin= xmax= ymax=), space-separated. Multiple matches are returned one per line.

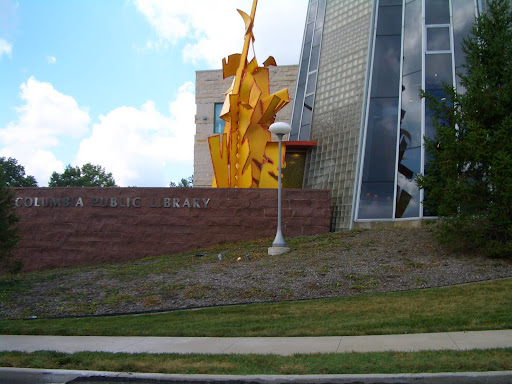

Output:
xmin=268 ymin=246 xmax=291 ymax=256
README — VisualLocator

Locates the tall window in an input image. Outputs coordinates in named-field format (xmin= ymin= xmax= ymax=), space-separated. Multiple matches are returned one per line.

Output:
xmin=357 ymin=0 xmax=403 ymax=220
xmin=214 ymin=103 xmax=225 ymax=134
xmin=290 ymin=0 xmax=326 ymax=140
xmin=397 ymin=0 xmax=424 ymax=218
xmin=355 ymin=0 xmax=477 ymax=221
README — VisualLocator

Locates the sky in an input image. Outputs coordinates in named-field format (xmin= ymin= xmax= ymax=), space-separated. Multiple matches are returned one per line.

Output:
xmin=0 ymin=0 xmax=308 ymax=187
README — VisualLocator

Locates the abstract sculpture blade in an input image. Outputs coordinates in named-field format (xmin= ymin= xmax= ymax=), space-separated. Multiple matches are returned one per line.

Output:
xmin=209 ymin=0 xmax=290 ymax=188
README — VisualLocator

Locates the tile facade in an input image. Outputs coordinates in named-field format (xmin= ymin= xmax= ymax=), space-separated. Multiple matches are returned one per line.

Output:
xmin=303 ymin=0 xmax=373 ymax=230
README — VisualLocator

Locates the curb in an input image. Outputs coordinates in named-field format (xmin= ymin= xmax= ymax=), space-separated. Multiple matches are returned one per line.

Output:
xmin=1 ymin=368 xmax=512 ymax=384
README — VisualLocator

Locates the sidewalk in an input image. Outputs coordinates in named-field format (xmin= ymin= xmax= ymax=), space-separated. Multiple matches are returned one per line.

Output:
xmin=1 ymin=330 xmax=512 ymax=355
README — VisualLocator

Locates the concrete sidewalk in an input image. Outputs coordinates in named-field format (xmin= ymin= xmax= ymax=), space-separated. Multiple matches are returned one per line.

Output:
xmin=1 ymin=330 xmax=511 ymax=355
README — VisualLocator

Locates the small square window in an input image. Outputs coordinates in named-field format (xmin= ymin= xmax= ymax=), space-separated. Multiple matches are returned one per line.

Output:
xmin=425 ymin=0 xmax=450 ymax=24
xmin=427 ymin=27 xmax=451 ymax=51
xmin=214 ymin=103 xmax=225 ymax=134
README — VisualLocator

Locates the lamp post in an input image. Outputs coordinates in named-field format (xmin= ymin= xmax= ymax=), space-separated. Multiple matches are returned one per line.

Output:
xmin=268 ymin=122 xmax=292 ymax=255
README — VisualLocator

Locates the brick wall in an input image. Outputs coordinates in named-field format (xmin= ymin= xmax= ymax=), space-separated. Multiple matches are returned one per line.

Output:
xmin=194 ymin=65 xmax=298 ymax=187
xmin=12 ymin=187 xmax=330 ymax=272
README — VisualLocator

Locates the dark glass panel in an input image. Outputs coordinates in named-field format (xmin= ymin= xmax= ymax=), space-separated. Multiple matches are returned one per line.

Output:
xmin=306 ymin=72 xmax=317 ymax=94
xmin=299 ymin=123 xmax=311 ymax=141
xmin=425 ymin=53 xmax=453 ymax=90
xmin=290 ymin=84 xmax=305 ymax=136
xmin=313 ymin=26 xmax=322 ymax=46
xmin=477 ymin=0 xmax=489 ymax=14
xmin=298 ymin=60 xmax=308 ymax=87
xmin=424 ymin=99 xmax=436 ymax=141
xmin=304 ymin=22 xmax=314 ymax=44
xmin=299 ymin=95 xmax=314 ymax=140
xmin=376 ymin=5 xmax=403 ymax=35
xmin=453 ymin=0 xmax=476 ymax=76
xmin=307 ymin=0 xmax=317 ymax=22
xmin=362 ymin=98 xmax=399 ymax=183
xmin=304 ymin=94 xmax=314 ymax=110
xmin=425 ymin=0 xmax=450 ymax=24
xmin=396 ymin=147 xmax=421 ymax=218
xmin=456 ymin=65 xmax=467 ymax=93
xmin=403 ymin=0 xmax=422 ymax=75
xmin=310 ymin=44 xmax=321 ymax=72
xmin=427 ymin=27 xmax=451 ymax=51
xmin=358 ymin=182 xmax=395 ymax=219
xmin=214 ymin=103 xmax=225 ymax=134
xmin=315 ymin=0 xmax=326 ymax=29
xmin=302 ymin=41 xmax=312 ymax=63
xmin=380 ymin=0 xmax=402 ymax=6
xmin=371 ymin=35 xmax=401 ymax=97
xmin=400 ymin=71 xmax=422 ymax=148
xmin=290 ymin=106 xmax=302 ymax=137
xmin=301 ymin=95 xmax=314 ymax=126
xmin=424 ymin=88 xmax=449 ymax=140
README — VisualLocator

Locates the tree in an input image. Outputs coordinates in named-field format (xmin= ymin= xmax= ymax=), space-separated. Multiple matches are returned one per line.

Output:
xmin=417 ymin=0 xmax=512 ymax=257
xmin=169 ymin=175 xmax=193 ymax=188
xmin=0 ymin=157 xmax=37 ymax=187
xmin=49 ymin=163 xmax=117 ymax=187
xmin=0 ymin=183 xmax=22 ymax=274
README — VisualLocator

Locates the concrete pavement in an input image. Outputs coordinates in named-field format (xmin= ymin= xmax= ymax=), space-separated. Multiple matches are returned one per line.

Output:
xmin=1 ymin=330 xmax=512 ymax=355
xmin=1 ymin=331 xmax=512 ymax=383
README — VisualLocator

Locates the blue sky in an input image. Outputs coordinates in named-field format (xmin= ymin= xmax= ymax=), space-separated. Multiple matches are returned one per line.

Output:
xmin=0 ymin=0 xmax=307 ymax=186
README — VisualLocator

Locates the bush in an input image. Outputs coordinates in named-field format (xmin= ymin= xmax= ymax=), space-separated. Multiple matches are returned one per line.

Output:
xmin=0 ymin=184 xmax=22 ymax=274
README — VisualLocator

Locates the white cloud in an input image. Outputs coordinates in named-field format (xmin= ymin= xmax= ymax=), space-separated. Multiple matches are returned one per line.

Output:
xmin=46 ymin=55 xmax=56 ymax=64
xmin=134 ymin=0 xmax=308 ymax=68
xmin=0 ymin=77 xmax=195 ymax=187
xmin=0 ymin=38 xmax=12 ymax=59
xmin=75 ymin=82 xmax=195 ymax=187
xmin=0 ymin=77 xmax=90 ymax=184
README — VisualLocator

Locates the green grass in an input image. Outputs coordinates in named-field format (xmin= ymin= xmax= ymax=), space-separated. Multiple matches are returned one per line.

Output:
xmin=1 ymin=278 xmax=510 ymax=337
xmin=0 ymin=349 xmax=511 ymax=375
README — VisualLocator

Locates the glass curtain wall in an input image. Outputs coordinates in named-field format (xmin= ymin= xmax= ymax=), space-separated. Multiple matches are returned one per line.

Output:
xmin=290 ymin=0 xmax=326 ymax=141
xmin=355 ymin=0 xmax=477 ymax=221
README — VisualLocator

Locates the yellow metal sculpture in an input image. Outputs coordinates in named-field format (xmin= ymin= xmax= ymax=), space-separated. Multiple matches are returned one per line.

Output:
xmin=208 ymin=0 xmax=290 ymax=188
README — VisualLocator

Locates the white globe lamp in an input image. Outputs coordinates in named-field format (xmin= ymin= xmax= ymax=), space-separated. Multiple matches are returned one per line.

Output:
xmin=268 ymin=122 xmax=292 ymax=255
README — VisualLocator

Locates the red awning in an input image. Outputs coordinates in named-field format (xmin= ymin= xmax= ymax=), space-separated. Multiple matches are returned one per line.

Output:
xmin=283 ymin=141 xmax=317 ymax=151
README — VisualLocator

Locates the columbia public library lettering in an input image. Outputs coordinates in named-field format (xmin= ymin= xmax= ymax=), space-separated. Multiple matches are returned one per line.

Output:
xmin=11 ymin=187 xmax=331 ymax=271
xmin=15 ymin=196 xmax=211 ymax=209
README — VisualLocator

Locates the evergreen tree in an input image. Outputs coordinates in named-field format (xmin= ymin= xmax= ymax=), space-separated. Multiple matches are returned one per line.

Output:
xmin=417 ymin=0 xmax=512 ymax=257
xmin=0 ymin=183 xmax=22 ymax=274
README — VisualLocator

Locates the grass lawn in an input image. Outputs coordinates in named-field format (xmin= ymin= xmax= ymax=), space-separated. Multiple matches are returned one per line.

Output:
xmin=1 ymin=278 xmax=511 ymax=337
xmin=1 ymin=233 xmax=511 ymax=376
xmin=0 ymin=349 xmax=511 ymax=375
